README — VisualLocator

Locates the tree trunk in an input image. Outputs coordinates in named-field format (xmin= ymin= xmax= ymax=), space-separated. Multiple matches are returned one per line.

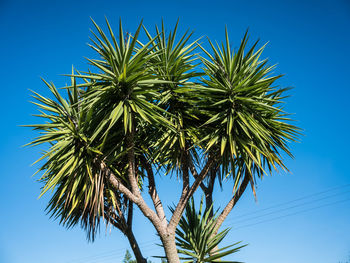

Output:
xmin=160 ymin=232 xmax=180 ymax=263
xmin=105 ymin=143 xmax=217 ymax=263
xmin=125 ymin=228 xmax=147 ymax=263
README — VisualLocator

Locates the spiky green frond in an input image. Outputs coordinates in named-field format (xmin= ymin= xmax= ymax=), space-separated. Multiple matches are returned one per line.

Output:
xmin=26 ymin=20 xmax=301 ymax=245
xmin=27 ymin=74 xmax=131 ymax=240
xmin=74 ymin=18 xmax=174 ymax=140
xmin=140 ymin=20 xmax=204 ymax=175
xmin=172 ymin=197 xmax=246 ymax=263
xmin=197 ymin=29 xmax=301 ymax=192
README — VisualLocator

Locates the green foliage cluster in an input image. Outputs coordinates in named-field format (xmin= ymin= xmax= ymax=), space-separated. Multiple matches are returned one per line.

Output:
xmin=123 ymin=250 xmax=137 ymax=263
xmin=174 ymin=198 xmax=246 ymax=263
xmin=123 ymin=250 xmax=160 ymax=263
xmin=26 ymin=18 xmax=300 ymax=262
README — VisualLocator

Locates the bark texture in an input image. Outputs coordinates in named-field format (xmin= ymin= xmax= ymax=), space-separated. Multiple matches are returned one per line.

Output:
xmin=160 ymin=232 xmax=180 ymax=263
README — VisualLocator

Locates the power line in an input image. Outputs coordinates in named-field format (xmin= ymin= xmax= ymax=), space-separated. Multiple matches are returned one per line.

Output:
xmin=99 ymin=244 xmax=163 ymax=263
xmin=223 ymin=189 xmax=350 ymax=226
xmin=80 ymin=242 xmax=158 ymax=263
xmin=64 ymin=184 xmax=350 ymax=263
xmin=65 ymin=238 xmax=158 ymax=263
xmin=233 ymin=197 xmax=350 ymax=230
xmin=225 ymin=183 xmax=350 ymax=221
xmin=68 ymin=196 xmax=350 ymax=263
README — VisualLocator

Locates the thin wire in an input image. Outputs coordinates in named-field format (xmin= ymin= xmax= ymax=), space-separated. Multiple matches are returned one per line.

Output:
xmin=100 ymin=244 xmax=163 ymax=263
xmin=81 ymin=242 xmax=158 ymax=263
xmin=233 ymin=198 xmax=350 ymax=230
xmin=65 ymin=238 xmax=158 ymax=263
xmin=223 ymin=189 xmax=350 ymax=225
xmin=68 ymin=197 xmax=350 ymax=263
xmin=225 ymin=183 xmax=350 ymax=221
xmin=65 ymin=184 xmax=350 ymax=263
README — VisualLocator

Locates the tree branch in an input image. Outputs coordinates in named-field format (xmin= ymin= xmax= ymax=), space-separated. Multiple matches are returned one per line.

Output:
xmin=100 ymin=160 xmax=164 ymax=229
xmin=168 ymin=154 xmax=217 ymax=231
xmin=108 ymin=169 xmax=162 ymax=226
xmin=101 ymin=161 xmax=139 ymax=203
xmin=123 ymin=124 xmax=167 ymax=232
xmin=141 ymin=155 xmax=167 ymax=224
xmin=126 ymin=129 xmax=141 ymax=196
xmin=214 ymin=172 xmax=250 ymax=233
xmin=182 ymin=149 xmax=190 ymax=193
xmin=127 ymin=199 xmax=133 ymax=229
xmin=106 ymin=212 xmax=125 ymax=232
xmin=107 ymin=209 xmax=147 ymax=263
xmin=188 ymin=157 xmax=208 ymax=192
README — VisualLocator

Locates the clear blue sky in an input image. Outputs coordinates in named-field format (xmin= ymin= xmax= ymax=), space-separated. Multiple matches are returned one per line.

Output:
xmin=1 ymin=0 xmax=350 ymax=262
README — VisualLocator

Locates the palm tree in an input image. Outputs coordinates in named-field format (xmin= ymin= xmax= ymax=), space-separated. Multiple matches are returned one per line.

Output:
xmin=27 ymin=19 xmax=300 ymax=262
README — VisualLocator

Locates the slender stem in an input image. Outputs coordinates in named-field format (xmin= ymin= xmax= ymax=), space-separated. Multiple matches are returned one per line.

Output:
xmin=107 ymin=212 xmax=147 ymax=263
xmin=101 ymin=160 xmax=138 ymax=203
xmin=101 ymin=159 xmax=163 ymax=228
xmin=204 ymin=187 xmax=214 ymax=218
xmin=189 ymin=158 xmax=208 ymax=192
xmin=127 ymin=199 xmax=133 ymax=229
xmin=205 ymin=166 xmax=217 ymax=218
xmin=141 ymin=155 xmax=167 ymax=224
xmin=214 ymin=173 xmax=250 ymax=233
xmin=168 ymin=154 xmax=217 ymax=231
xmin=125 ymin=228 xmax=147 ymax=263
xmin=182 ymin=149 xmax=189 ymax=193
xmin=126 ymin=129 xmax=141 ymax=196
